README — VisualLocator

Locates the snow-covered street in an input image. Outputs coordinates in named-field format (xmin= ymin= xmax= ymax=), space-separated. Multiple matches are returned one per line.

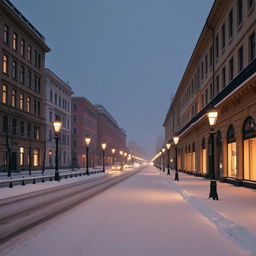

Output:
xmin=0 ymin=166 xmax=255 ymax=256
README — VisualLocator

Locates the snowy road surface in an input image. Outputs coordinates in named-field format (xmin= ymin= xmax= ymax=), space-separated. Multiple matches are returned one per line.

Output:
xmin=0 ymin=166 xmax=252 ymax=256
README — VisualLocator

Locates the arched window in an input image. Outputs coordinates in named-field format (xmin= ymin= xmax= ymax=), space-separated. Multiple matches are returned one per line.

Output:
xmin=243 ymin=116 xmax=256 ymax=140
xmin=243 ymin=117 xmax=256 ymax=181
xmin=227 ymin=125 xmax=236 ymax=178
xmin=184 ymin=146 xmax=187 ymax=170
xmin=216 ymin=131 xmax=223 ymax=178
xmin=202 ymin=138 xmax=207 ymax=174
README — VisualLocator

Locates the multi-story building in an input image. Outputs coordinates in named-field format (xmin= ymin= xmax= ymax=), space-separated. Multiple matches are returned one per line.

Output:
xmin=163 ymin=0 xmax=256 ymax=188
xmin=0 ymin=0 xmax=50 ymax=173
xmin=71 ymin=97 xmax=98 ymax=168
xmin=44 ymin=68 xmax=73 ymax=169
xmin=95 ymin=104 xmax=126 ymax=166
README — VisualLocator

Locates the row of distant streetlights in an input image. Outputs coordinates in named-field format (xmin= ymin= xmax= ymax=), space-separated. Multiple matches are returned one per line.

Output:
xmin=152 ymin=108 xmax=219 ymax=200
xmin=53 ymin=118 xmax=134 ymax=181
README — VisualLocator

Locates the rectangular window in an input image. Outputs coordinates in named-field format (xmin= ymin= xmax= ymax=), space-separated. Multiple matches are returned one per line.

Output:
xmin=244 ymin=138 xmax=256 ymax=181
xmin=12 ymin=33 xmax=18 ymax=51
xmin=20 ymin=121 xmax=24 ymax=136
xmin=4 ymin=24 xmax=9 ymax=45
xmin=12 ymin=60 xmax=17 ymax=79
xmin=34 ymin=75 xmax=37 ymax=91
xmin=19 ymin=147 xmax=24 ymax=166
xmin=3 ymin=55 xmax=8 ymax=74
xmin=33 ymin=149 xmax=39 ymax=167
xmin=50 ymin=90 xmax=53 ymax=102
xmin=228 ymin=142 xmax=237 ymax=178
xmin=238 ymin=45 xmax=244 ymax=72
xmin=209 ymin=46 xmax=213 ymax=67
xmin=20 ymin=39 xmax=25 ymax=56
xmin=20 ymin=66 xmax=25 ymax=84
xmin=221 ymin=23 xmax=226 ymax=49
xmin=3 ymin=116 xmax=8 ymax=133
xmin=228 ymin=9 xmax=233 ymax=38
xmin=210 ymin=83 xmax=214 ymax=99
xmin=222 ymin=67 xmax=226 ymax=88
xmin=11 ymin=89 xmax=16 ymax=107
xmin=205 ymin=89 xmax=208 ymax=105
xmin=28 ymin=71 xmax=32 ymax=88
xmin=73 ymin=127 xmax=77 ymax=135
xmin=237 ymin=0 xmax=243 ymax=26
xmin=34 ymin=50 xmax=38 ymax=67
xmin=38 ymin=54 xmax=41 ymax=69
xmin=229 ymin=57 xmax=234 ymax=81
xmin=55 ymin=94 xmax=57 ymax=104
xmin=27 ymin=96 xmax=31 ymax=112
xmin=216 ymin=75 xmax=220 ymax=94
xmin=249 ymin=33 xmax=255 ymax=62
xmin=27 ymin=45 xmax=32 ymax=61
xmin=19 ymin=93 xmax=24 ymax=110
xmin=2 ymin=85 xmax=7 ymax=104
xmin=27 ymin=123 xmax=31 ymax=137
xmin=205 ymin=55 xmax=208 ymax=74
xmin=49 ymin=111 xmax=52 ymax=122
xmin=215 ymin=35 xmax=219 ymax=58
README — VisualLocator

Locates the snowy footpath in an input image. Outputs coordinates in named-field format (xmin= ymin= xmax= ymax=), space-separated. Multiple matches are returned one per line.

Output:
xmin=0 ymin=166 xmax=255 ymax=256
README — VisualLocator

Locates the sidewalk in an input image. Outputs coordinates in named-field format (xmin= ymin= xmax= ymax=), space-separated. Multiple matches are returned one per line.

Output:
xmin=159 ymin=168 xmax=256 ymax=253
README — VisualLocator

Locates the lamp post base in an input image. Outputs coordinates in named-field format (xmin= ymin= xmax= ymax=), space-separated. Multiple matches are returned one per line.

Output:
xmin=86 ymin=169 xmax=90 ymax=176
xmin=54 ymin=172 xmax=60 ymax=182
xmin=174 ymin=170 xmax=179 ymax=181
xmin=167 ymin=169 xmax=170 ymax=175
xmin=209 ymin=180 xmax=218 ymax=200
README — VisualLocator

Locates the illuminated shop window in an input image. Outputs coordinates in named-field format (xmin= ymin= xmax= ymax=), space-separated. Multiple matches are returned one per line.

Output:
xmin=33 ymin=149 xmax=39 ymax=167
xmin=202 ymin=138 xmax=207 ymax=174
xmin=227 ymin=125 xmax=237 ymax=178
xmin=243 ymin=117 xmax=256 ymax=181
xmin=20 ymin=147 xmax=24 ymax=166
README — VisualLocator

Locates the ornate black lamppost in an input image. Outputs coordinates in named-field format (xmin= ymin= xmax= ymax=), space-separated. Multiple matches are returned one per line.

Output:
xmin=173 ymin=135 xmax=179 ymax=181
xmin=112 ymin=148 xmax=116 ymax=165
xmin=120 ymin=150 xmax=123 ymax=166
xmin=53 ymin=118 xmax=62 ymax=181
xmin=166 ymin=143 xmax=171 ymax=175
xmin=161 ymin=148 xmax=166 ymax=172
xmin=207 ymin=109 xmax=219 ymax=200
xmin=85 ymin=135 xmax=91 ymax=176
xmin=102 ymin=142 xmax=107 ymax=172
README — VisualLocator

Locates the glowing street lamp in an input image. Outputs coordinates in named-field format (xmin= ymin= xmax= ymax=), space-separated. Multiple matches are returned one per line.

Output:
xmin=207 ymin=109 xmax=219 ymax=200
xmin=161 ymin=148 xmax=166 ymax=172
xmin=102 ymin=142 xmax=107 ymax=172
xmin=166 ymin=143 xmax=171 ymax=175
xmin=173 ymin=135 xmax=179 ymax=181
xmin=53 ymin=118 xmax=62 ymax=181
xmin=112 ymin=148 xmax=116 ymax=165
xmin=85 ymin=135 xmax=91 ymax=175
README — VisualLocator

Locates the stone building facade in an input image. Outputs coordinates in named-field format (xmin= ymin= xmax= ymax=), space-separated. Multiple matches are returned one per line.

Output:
xmin=163 ymin=0 xmax=256 ymax=188
xmin=71 ymin=97 xmax=98 ymax=168
xmin=44 ymin=68 xmax=73 ymax=169
xmin=0 ymin=0 xmax=50 ymax=173
xmin=95 ymin=104 xmax=126 ymax=166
